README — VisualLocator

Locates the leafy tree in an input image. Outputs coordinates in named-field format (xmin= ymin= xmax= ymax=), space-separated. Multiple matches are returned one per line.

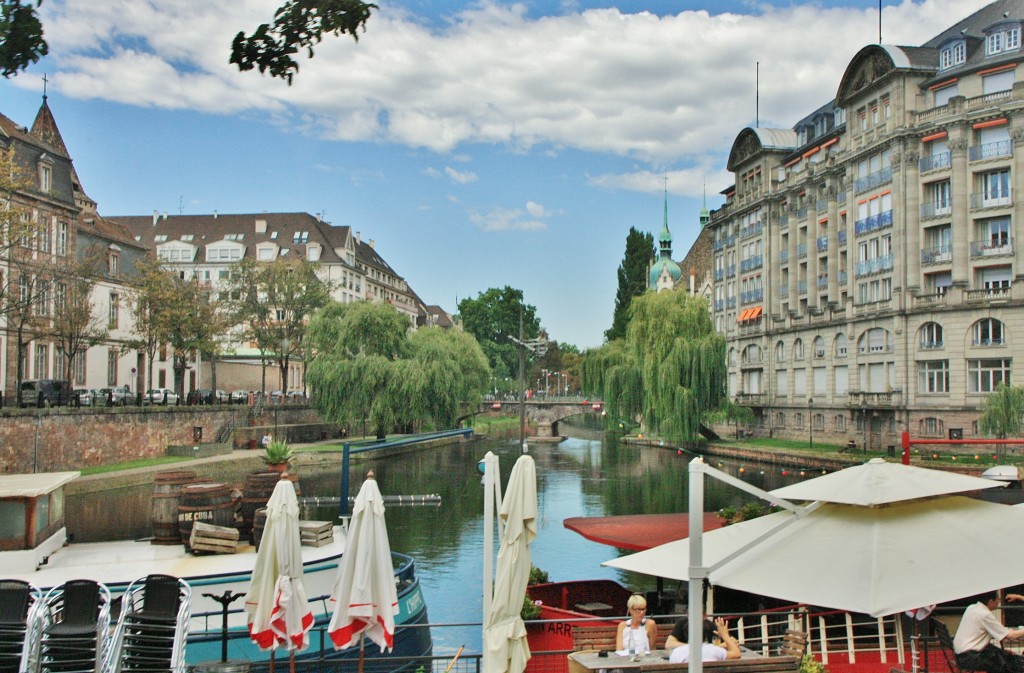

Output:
xmin=0 ymin=0 xmax=46 ymax=78
xmin=2 ymin=0 xmax=375 ymax=84
xmin=980 ymin=383 xmax=1024 ymax=439
xmin=457 ymin=287 xmax=539 ymax=379
xmin=161 ymin=274 xmax=221 ymax=400
xmin=605 ymin=227 xmax=654 ymax=342
xmin=231 ymin=0 xmax=376 ymax=84
xmin=582 ymin=289 xmax=726 ymax=442
xmin=46 ymin=253 xmax=109 ymax=397
xmin=306 ymin=301 xmax=490 ymax=437
xmin=126 ymin=255 xmax=179 ymax=390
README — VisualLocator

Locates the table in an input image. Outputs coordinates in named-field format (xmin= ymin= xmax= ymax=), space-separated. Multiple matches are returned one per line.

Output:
xmin=568 ymin=648 xmax=767 ymax=673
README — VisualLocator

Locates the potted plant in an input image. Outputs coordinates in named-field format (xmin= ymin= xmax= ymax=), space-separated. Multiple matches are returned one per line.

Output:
xmin=263 ymin=439 xmax=293 ymax=472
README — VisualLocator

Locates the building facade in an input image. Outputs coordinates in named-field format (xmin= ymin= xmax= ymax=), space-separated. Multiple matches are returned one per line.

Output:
xmin=705 ymin=0 xmax=1024 ymax=450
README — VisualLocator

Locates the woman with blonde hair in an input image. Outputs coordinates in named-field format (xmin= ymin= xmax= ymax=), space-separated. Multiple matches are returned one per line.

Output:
xmin=616 ymin=594 xmax=657 ymax=654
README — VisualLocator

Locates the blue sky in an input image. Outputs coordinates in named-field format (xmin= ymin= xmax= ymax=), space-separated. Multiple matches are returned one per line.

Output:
xmin=0 ymin=0 xmax=988 ymax=349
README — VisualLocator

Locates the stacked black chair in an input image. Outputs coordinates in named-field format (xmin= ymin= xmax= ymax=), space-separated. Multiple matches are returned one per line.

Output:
xmin=0 ymin=580 xmax=39 ymax=673
xmin=109 ymin=575 xmax=190 ymax=673
xmin=37 ymin=580 xmax=109 ymax=673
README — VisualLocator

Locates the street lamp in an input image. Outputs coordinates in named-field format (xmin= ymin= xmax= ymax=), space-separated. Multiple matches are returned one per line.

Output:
xmin=808 ymin=397 xmax=814 ymax=449
xmin=508 ymin=315 xmax=547 ymax=454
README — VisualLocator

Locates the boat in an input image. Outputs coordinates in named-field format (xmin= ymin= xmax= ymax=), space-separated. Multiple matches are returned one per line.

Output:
xmin=0 ymin=471 xmax=432 ymax=670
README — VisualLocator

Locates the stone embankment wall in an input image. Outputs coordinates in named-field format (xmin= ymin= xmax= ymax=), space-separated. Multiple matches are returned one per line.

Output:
xmin=0 ymin=405 xmax=332 ymax=474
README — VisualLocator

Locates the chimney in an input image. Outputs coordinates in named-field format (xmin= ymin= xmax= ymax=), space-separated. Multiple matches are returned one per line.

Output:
xmin=153 ymin=210 xmax=159 ymax=226
xmin=162 ymin=212 xmax=168 ymax=220
xmin=355 ymin=231 xmax=361 ymax=244
xmin=213 ymin=210 xmax=218 ymax=219
xmin=255 ymin=219 xmax=267 ymax=234
xmin=369 ymin=239 xmax=375 ymax=250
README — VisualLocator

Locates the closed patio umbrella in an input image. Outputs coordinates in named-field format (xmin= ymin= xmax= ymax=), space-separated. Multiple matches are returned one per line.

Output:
xmin=483 ymin=454 xmax=537 ymax=673
xmin=328 ymin=472 xmax=398 ymax=671
xmin=243 ymin=476 xmax=313 ymax=672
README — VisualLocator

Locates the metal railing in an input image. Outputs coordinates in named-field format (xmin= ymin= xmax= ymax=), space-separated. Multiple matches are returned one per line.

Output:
xmin=970 ymin=139 xmax=1012 ymax=162
xmin=920 ymin=151 xmax=951 ymax=173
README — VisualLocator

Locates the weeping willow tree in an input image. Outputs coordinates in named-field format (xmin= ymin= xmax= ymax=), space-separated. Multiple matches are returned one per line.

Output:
xmin=582 ymin=289 xmax=726 ymax=442
xmin=979 ymin=383 xmax=1024 ymax=439
xmin=306 ymin=300 xmax=491 ymax=437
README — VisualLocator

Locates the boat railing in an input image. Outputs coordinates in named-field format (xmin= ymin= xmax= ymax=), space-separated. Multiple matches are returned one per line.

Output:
xmin=798 ymin=608 xmax=904 ymax=668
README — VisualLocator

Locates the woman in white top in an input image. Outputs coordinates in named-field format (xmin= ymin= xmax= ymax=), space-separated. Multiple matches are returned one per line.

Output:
xmin=616 ymin=594 xmax=657 ymax=653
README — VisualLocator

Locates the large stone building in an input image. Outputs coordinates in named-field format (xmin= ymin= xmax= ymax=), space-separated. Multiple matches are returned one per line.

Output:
xmin=703 ymin=0 xmax=1024 ymax=450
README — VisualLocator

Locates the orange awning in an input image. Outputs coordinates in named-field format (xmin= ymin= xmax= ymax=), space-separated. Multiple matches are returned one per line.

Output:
xmin=750 ymin=306 xmax=763 ymax=320
xmin=737 ymin=309 xmax=750 ymax=322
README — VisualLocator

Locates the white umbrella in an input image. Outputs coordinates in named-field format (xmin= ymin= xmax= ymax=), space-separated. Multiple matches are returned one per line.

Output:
xmin=770 ymin=457 xmax=1002 ymax=505
xmin=328 ymin=472 xmax=399 ymax=666
xmin=483 ymin=454 xmax=538 ymax=673
xmin=604 ymin=494 xmax=1024 ymax=618
xmin=243 ymin=477 xmax=313 ymax=672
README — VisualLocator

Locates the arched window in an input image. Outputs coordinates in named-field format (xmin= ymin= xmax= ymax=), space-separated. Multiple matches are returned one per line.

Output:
xmin=858 ymin=327 xmax=892 ymax=353
xmin=776 ymin=341 xmax=786 ymax=363
xmin=972 ymin=318 xmax=1005 ymax=346
xmin=813 ymin=336 xmax=825 ymax=358
xmin=742 ymin=344 xmax=762 ymax=364
xmin=919 ymin=322 xmax=943 ymax=349
xmin=835 ymin=334 xmax=848 ymax=357
xmin=728 ymin=348 xmax=737 ymax=366
xmin=793 ymin=339 xmax=805 ymax=360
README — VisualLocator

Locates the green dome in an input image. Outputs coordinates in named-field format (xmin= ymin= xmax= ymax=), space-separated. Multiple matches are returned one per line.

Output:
xmin=649 ymin=255 xmax=682 ymax=287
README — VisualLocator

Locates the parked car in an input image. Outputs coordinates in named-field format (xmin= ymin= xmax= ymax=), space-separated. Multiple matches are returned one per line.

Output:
xmin=214 ymin=389 xmax=230 ymax=404
xmin=145 ymin=388 xmax=179 ymax=405
xmin=98 ymin=387 xmax=132 ymax=406
xmin=73 ymin=388 xmax=96 ymax=406
xmin=188 ymin=389 xmax=214 ymax=405
xmin=20 ymin=379 xmax=71 ymax=408
xmin=269 ymin=390 xmax=284 ymax=404
xmin=230 ymin=389 xmax=250 ymax=404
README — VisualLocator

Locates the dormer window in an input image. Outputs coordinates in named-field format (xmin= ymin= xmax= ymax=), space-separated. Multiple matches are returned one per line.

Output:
xmin=940 ymin=40 xmax=966 ymax=69
xmin=987 ymin=24 xmax=1021 ymax=55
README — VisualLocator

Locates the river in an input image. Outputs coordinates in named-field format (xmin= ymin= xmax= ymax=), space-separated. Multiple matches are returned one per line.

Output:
xmin=66 ymin=428 xmax=817 ymax=656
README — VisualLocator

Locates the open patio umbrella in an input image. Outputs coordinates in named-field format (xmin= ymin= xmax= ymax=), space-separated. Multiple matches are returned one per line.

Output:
xmin=604 ymin=460 xmax=1024 ymax=618
xmin=483 ymin=454 xmax=537 ymax=673
xmin=243 ymin=476 xmax=313 ymax=673
xmin=328 ymin=472 xmax=398 ymax=672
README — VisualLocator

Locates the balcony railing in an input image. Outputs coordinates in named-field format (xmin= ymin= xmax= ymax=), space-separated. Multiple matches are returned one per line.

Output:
xmin=816 ymin=199 xmax=828 ymax=213
xmin=714 ymin=299 xmax=725 ymax=311
xmin=797 ymin=280 xmax=807 ymax=295
xmin=817 ymin=274 xmax=828 ymax=288
xmin=796 ymin=206 xmax=808 ymax=220
xmin=920 ymin=201 xmax=951 ymax=219
xmin=920 ymin=151 xmax=952 ymax=173
xmin=838 ymin=230 xmax=847 ymax=246
xmin=838 ymin=190 xmax=847 ymax=205
xmin=817 ymin=236 xmax=828 ymax=252
xmin=854 ymin=209 xmax=894 ymax=236
xmin=970 ymin=239 xmax=1013 ymax=258
xmin=966 ymin=286 xmax=1011 ymax=302
xmin=921 ymin=244 xmax=952 ymax=264
xmin=854 ymin=166 xmax=893 ymax=193
xmin=712 ymin=234 xmax=736 ymax=252
xmin=714 ymin=269 xmax=725 ymax=282
xmin=850 ymin=390 xmax=902 ymax=408
xmin=838 ymin=271 xmax=848 ymax=284
xmin=972 ymin=337 xmax=1006 ymax=346
xmin=779 ymin=286 xmax=789 ymax=299
xmin=970 ymin=191 xmax=1012 ymax=209
xmin=855 ymin=255 xmax=894 ymax=277
xmin=797 ymin=243 xmax=807 ymax=259
xmin=740 ymin=222 xmax=763 ymax=239
xmin=726 ymin=264 xmax=737 ymax=278
xmin=740 ymin=255 xmax=763 ymax=273
xmin=779 ymin=214 xmax=789 ymax=227
xmin=727 ymin=296 xmax=737 ymax=308
xmin=969 ymin=140 xmax=1012 ymax=162
xmin=779 ymin=250 xmax=789 ymax=264
xmin=740 ymin=288 xmax=764 ymax=304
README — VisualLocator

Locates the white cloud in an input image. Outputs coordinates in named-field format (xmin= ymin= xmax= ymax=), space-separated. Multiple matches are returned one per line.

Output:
xmin=525 ymin=201 xmax=546 ymax=218
xmin=469 ymin=206 xmax=547 ymax=232
xmin=445 ymin=166 xmax=478 ymax=184
xmin=25 ymin=0 xmax=992 ymax=166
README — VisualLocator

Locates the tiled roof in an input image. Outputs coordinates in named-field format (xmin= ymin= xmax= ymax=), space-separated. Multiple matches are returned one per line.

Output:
xmin=110 ymin=212 xmax=356 ymax=268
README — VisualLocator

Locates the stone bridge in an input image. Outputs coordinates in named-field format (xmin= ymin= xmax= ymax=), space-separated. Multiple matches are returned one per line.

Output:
xmin=478 ymin=397 xmax=604 ymax=438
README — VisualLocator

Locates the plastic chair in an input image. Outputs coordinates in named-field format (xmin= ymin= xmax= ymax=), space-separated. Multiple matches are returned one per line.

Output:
xmin=38 ymin=580 xmax=109 ymax=673
xmin=0 ymin=580 xmax=38 ymax=673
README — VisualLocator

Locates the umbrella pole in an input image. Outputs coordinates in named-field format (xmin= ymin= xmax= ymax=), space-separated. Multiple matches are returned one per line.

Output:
xmin=269 ymin=649 xmax=275 ymax=673
xmin=358 ymin=636 xmax=365 ymax=673
xmin=290 ymin=650 xmax=296 ymax=673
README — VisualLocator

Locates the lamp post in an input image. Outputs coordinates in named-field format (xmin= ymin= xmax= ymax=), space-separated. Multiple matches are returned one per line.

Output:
xmin=508 ymin=315 xmax=547 ymax=454
xmin=808 ymin=397 xmax=814 ymax=449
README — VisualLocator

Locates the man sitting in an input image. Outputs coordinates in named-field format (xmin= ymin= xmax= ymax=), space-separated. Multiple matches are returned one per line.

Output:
xmin=953 ymin=592 xmax=1024 ymax=673
xmin=665 ymin=616 xmax=741 ymax=663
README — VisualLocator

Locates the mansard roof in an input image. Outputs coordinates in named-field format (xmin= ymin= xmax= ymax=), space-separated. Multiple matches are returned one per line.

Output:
xmin=726 ymin=127 xmax=798 ymax=172
xmin=836 ymin=45 xmax=937 ymax=105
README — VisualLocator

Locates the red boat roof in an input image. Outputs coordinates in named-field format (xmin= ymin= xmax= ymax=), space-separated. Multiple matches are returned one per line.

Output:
xmin=563 ymin=513 xmax=724 ymax=551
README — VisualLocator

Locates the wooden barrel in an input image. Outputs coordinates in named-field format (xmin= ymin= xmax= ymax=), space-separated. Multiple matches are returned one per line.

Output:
xmin=240 ymin=471 xmax=300 ymax=543
xmin=253 ymin=507 xmax=267 ymax=551
xmin=151 ymin=470 xmax=197 ymax=545
xmin=178 ymin=482 xmax=236 ymax=547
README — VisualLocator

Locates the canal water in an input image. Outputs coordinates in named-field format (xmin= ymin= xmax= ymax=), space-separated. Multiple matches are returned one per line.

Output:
xmin=299 ymin=430 xmax=811 ymax=657
xmin=68 ymin=429 xmax=819 ymax=656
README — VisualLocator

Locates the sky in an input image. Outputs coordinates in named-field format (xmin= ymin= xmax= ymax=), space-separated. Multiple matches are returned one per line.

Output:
xmin=0 ymin=0 xmax=992 ymax=349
